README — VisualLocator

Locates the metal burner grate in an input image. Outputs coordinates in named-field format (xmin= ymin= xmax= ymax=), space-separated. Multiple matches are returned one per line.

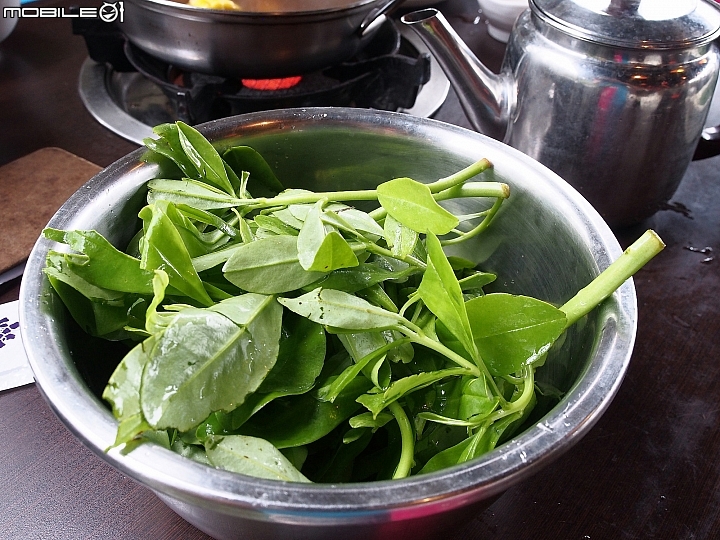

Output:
xmin=75 ymin=17 xmax=450 ymax=145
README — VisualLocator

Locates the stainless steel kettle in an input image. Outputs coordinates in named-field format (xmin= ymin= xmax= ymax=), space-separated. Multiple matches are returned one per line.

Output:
xmin=402 ymin=0 xmax=720 ymax=227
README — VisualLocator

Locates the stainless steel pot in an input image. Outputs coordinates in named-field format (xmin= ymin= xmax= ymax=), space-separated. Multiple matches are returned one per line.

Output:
xmin=20 ymin=108 xmax=637 ymax=540
xmin=121 ymin=0 xmax=404 ymax=78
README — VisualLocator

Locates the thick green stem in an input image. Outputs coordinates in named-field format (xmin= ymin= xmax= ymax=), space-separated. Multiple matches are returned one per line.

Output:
xmin=243 ymin=189 xmax=379 ymax=211
xmin=433 ymin=181 xmax=510 ymax=201
xmin=237 ymin=161 xmax=500 ymax=217
xmin=426 ymin=159 xmax=493 ymax=193
xmin=389 ymin=401 xmax=415 ymax=479
xmin=560 ymin=230 xmax=665 ymax=327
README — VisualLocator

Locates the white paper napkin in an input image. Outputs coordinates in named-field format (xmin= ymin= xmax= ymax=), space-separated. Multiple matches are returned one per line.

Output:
xmin=0 ymin=300 xmax=35 ymax=392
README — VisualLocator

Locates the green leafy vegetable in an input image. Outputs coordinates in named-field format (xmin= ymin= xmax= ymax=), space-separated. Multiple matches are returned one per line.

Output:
xmin=205 ymin=435 xmax=310 ymax=482
xmin=43 ymin=121 xmax=664 ymax=484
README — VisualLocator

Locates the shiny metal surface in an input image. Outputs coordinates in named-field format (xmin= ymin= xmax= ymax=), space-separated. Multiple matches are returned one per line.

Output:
xmin=402 ymin=9 xmax=512 ymax=140
xmin=121 ymin=0 xmax=404 ymax=78
xmin=75 ymin=24 xmax=451 ymax=145
xmin=532 ymin=0 xmax=720 ymax=49
xmin=402 ymin=2 xmax=720 ymax=227
xmin=20 ymin=108 xmax=636 ymax=540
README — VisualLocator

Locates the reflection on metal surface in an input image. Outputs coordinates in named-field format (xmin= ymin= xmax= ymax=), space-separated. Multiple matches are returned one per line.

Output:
xmin=78 ymin=61 xmax=155 ymax=145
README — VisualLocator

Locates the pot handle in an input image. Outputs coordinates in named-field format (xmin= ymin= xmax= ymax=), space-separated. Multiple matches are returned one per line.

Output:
xmin=359 ymin=0 xmax=408 ymax=37
xmin=694 ymin=72 xmax=720 ymax=159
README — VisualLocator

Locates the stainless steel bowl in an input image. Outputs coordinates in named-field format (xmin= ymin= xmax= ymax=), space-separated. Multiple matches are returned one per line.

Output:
xmin=19 ymin=108 xmax=637 ymax=540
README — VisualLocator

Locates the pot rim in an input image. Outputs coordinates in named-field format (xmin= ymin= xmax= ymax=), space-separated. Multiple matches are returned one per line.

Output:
xmin=19 ymin=107 xmax=637 ymax=520
xmin=126 ymin=0 xmax=381 ymax=18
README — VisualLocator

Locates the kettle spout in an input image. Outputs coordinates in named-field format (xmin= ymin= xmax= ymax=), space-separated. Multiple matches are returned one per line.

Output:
xmin=401 ymin=8 xmax=512 ymax=140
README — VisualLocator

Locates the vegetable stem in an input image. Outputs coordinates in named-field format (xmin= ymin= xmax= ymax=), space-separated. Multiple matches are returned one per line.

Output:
xmin=490 ymin=366 xmax=534 ymax=422
xmin=360 ymin=240 xmax=427 ymax=270
xmin=433 ymin=181 xmax=510 ymax=201
xmin=427 ymin=159 xmax=493 ymax=193
xmin=398 ymin=324 xmax=482 ymax=377
xmin=389 ymin=401 xmax=415 ymax=479
xmin=441 ymin=196 xmax=505 ymax=246
xmin=240 ymin=189 xmax=380 ymax=211
xmin=560 ymin=229 xmax=665 ymax=327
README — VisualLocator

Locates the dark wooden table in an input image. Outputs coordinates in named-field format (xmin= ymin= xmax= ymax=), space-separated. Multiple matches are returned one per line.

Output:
xmin=1 ymin=1 xmax=719 ymax=538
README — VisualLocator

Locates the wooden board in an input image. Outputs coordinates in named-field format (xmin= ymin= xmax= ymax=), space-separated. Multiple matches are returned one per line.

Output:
xmin=0 ymin=147 xmax=101 ymax=276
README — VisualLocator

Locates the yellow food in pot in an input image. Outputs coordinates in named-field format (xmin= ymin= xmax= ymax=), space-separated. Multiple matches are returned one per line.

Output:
xmin=188 ymin=0 xmax=240 ymax=10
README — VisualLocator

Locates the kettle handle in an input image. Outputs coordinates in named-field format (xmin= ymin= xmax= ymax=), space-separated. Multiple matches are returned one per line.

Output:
xmin=358 ymin=0 xmax=408 ymax=38
xmin=695 ymin=61 xmax=720 ymax=158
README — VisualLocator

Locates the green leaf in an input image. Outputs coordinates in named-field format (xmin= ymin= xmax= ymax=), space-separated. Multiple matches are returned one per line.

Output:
xmin=316 ymin=337 xmax=410 ymax=403
xmin=338 ymin=332 xmax=391 ymax=389
xmin=171 ymin=439 xmax=211 ymax=466
xmin=144 ymin=123 xmax=197 ymax=178
xmin=459 ymin=271 xmax=497 ymax=291
xmin=103 ymin=336 xmax=157 ymax=422
xmin=258 ymin=313 xmax=326 ymax=394
xmin=271 ymin=207 xmax=305 ymax=230
xmin=418 ymin=412 xmax=521 ymax=474
xmin=280 ymin=446 xmax=309 ymax=472
xmin=377 ymin=177 xmax=458 ymax=235
xmin=416 ymin=232 xmax=475 ymax=358
xmin=222 ymin=145 xmax=285 ymax=196
xmin=348 ymin=411 xmax=394 ymax=430
xmin=383 ymin=213 xmax=418 ymax=258
xmin=206 ymin=435 xmax=310 ymax=482
xmin=176 ymin=121 xmax=234 ymax=195
xmin=147 ymin=179 xmax=241 ymax=211
xmin=44 ymin=272 xmax=132 ymax=338
xmin=357 ymin=284 xmax=398 ymax=313
xmin=297 ymin=202 xmax=358 ymax=272
xmin=193 ymin=243 xmax=244 ymax=273
xmin=278 ymin=288 xmax=403 ymax=331
xmin=157 ymin=201 xmax=214 ymax=258
xmin=305 ymin=231 xmax=359 ymax=273
xmin=43 ymin=251 xmax=142 ymax=339
xmin=314 ymin=260 xmax=418 ymax=294
xmin=44 ymin=252 xmax=125 ymax=305
xmin=238 ymin=377 xmax=370 ymax=448
xmin=43 ymin=228 xmax=154 ymax=294
xmin=175 ymin=203 xmax=239 ymax=239
xmin=140 ymin=293 xmax=282 ymax=431
xmin=254 ymin=214 xmax=299 ymax=236
xmin=139 ymin=201 xmax=214 ymax=306
xmin=458 ymin=376 xmax=499 ymax=421
xmin=144 ymin=270 xmax=173 ymax=335
xmin=223 ymin=235 xmax=325 ymax=294
xmin=465 ymin=293 xmax=567 ymax=376
xmin=356 ymin=367 xmax=468 ymax=418
xmin=332 ymin=206 xmax=384 ymax=239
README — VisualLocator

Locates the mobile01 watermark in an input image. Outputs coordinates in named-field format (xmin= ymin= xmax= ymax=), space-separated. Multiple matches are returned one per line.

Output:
xmin=3 ymin=2 xmax=124 ymax=23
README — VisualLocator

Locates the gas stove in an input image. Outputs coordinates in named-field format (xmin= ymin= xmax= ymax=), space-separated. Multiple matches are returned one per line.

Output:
xmin=74 ymin=17 xmax=450 ymax=145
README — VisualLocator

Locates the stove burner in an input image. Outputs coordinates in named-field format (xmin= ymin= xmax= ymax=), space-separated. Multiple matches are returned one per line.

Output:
xmin=119 ymin=20 xmax=429 ymax=125
xmin=241 ymin=78 xmax=304 ymax=91
xmin=73 ymin=16 xmax=449 ymax=144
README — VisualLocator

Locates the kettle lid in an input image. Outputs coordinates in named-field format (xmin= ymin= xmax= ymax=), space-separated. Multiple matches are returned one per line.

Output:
xmin=531 ymin=0 xmax=720 ymax=49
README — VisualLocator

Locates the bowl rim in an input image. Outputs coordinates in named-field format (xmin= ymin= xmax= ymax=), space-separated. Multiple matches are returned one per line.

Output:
xmin=19 ymin=107 xmax=636 ymax=521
